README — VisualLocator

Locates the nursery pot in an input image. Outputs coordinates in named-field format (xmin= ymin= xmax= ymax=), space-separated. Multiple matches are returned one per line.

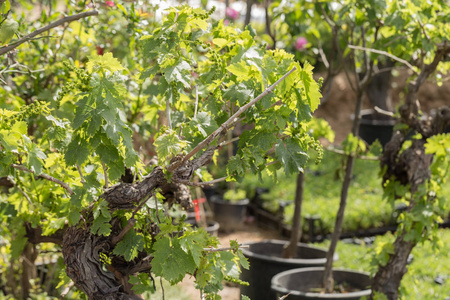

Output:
xmin=210 ymin=195 xmax=249 ymax=232
xmin=357 ymin=109 xmax=396 ymax=147
xmin=271 ymin=267 xmax=371 ymax=299
xmin=240 ymin=240 xmax=336 ymax=300
xmin=186 ymin=219 xmax=220 ymax=237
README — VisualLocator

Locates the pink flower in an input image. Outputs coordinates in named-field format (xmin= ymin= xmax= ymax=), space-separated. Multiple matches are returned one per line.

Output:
xmin=224 ymin=19 xmax=230 ymax=26
xmin=105 ymin=1 xmax=115 ymax=7
xmin=294 ymin=37 xmax=308 ymax=51
xmin=226 ymin=7 xmax=239 ymax=21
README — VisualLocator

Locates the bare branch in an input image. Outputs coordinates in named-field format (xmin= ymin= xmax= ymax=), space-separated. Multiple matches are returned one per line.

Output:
xmin=167 ymin=67 xmax=297 ymax=173
xmin=348 ymin=45 xmax=417 ymax=74
xmin=11 ymin=164 xmax=73 ymax=195
xmin=218 ymin=136 xmax=240 ymax=147
xmin=177 ymin=176 xmax=228 ymax=187
xmin=111 ymin=218 xmax=136 ymax=246
xmin=17 ymin=186 xmax=32 ymax=204
xmin=0 ymin=10 xmax=98 ymax=56
xmin=325 ymin=147 xmax=380 ymax=161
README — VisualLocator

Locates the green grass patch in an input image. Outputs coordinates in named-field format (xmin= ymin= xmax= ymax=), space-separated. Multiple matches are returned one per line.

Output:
xmin=314 ymin=229 xmax=450 ymax=300
xmin=237 ymin=150 xmax=449 ymax=234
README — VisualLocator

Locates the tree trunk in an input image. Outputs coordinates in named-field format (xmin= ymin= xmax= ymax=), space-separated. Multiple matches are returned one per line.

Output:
xmin=323 ymin=86 xmax=365 ymax=292
xmin=282 ymin=172 xmax=304 ymax=258
xmin=370 ymin=44 xmax=450 ymax=299
xmin=244 ymin=0 xmax=253 ymax=27
xmin=371 ymin=232 xmax=415 ymax=299
xmin=21 ymin=243 xmax=38 ymax=299
xmin=264 ymin=0 xmax=275 ymax=46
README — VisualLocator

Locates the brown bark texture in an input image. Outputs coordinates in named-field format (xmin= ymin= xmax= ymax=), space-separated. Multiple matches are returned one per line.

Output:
xmin=57 ymin=149 xmax=215 ymax=299
xmin=371 ymin=44 xmax=450 ymax=300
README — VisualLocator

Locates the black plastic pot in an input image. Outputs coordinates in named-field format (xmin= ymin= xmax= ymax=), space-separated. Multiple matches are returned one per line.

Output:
xmin=271 ymin=267 xmax=371 ymax=299
xmin=210 ymin=195 xmax=249 ymax=232
xmin=240 ymin=240 xmax=336 ymax=300
xmin=357 ymin=109 xmax=396 ymax=147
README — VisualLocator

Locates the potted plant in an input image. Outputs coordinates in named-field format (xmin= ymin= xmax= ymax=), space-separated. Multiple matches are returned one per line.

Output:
xmin=269 ymin=0 xmax=449 ymax=298
xmin=210 ymin=188 xmax=249 ymax=232
xmin=268 ymin=0 xmax=384 ymax=297
xmin=0 ymin=4 xmax=327 ymax=298
xmin=240 ymin=119 xmax=337 ymax=300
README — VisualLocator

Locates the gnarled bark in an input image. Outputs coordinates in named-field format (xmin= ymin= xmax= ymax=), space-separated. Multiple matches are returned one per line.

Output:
xmin=371 ymin=43 xmax=450 ymax=300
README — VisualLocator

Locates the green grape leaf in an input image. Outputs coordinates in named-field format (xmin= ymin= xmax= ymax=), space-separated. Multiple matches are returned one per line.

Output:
xmin=73 ymin=96 xmax=94 ymax=129
xmin=299 ymin=62 xmax=321 ymax=112
xmin=26 ymin=143 xmax=47 ymax=175
xmin=68 ymin=210 xmax=81 ymax=226
xmin=226 ymin=156 xmax=247 ymax=179
xmin=42 ymin=218 xmax=66 ymax=236
xmin=0 ymin=18 xmax=19 ymax=44
xmin=87 ymin=52 xmax=124 ymax=73
xmin=227 ymin=61 xmax=252 ymax=81
xmin=130 ymin=274 xmax=155 ymax=294
xmin=113 ymin=230 xmax=144 ymax=261
xmin=179 ymin=229 xmax=207 ymax=267
xmin=65 ymin=135 xmax=90 ymax=166
xmin=163 ymin=60 xmax=191 ymax=88
xmin=152 ymin=236 xmax=197 ymax=284
xmin=91 ymin=213 xmax=112 ymax=236
xmin=275 ymin=138 xmax=308 ymax=175
xmin=190 ymin=112 xmax=217 ymax=137
xmin=10 ymin=226 xmax=27 ymax=260
xmin=154 ymin=129 xmax=189 ymax=162
xmin=223 ymin=83 xmax=254 ymax=106
xmin=70 ymin=187 xmax=87 ymax=207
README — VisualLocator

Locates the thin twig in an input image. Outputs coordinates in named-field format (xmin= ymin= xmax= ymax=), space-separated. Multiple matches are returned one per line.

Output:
xmin=111 ymin=218 xmax=136 ymax=246
xmin=11 ymin=164 xmax=73 ymax=195
xmin=318 ymin=43 xmax=329 ymax=69
xmin=348 ymin=45 xmax=417 ymax=74
xmin=176 ymin=176 xmax=228 ymax=187
xmin=218 ymin=136 xmax=240 ymax=147
xmin=166 ymin=98 xmax=172 ymax=129
xmin=101 ymin=161 xmax=108 ymax=189
xmin=203 ymin=244 xmax=249 ymax=252
xmin=417 ymin=17 xmax=430 ymax=42
xmin=160 ymin=277 xmax=165 ymax=300
xmin=194 ymin=85 xmax=199 ymax=118
xmin=167 ymin=67 xmax=297 ymax=173
xmin=76 ymin=164 xmax=85 ymax=183
xmin=17 ymin=186 xmax=32 ymax=204
xmin=279 ymin=293 xmax=291 ymax=300
xmin=325 ymin=147 xmax=380 ymax=161
xmin=111 ymin=193 xmax=152 ymax=245
xmin=0 ymin=10 xmax=98 ymax=56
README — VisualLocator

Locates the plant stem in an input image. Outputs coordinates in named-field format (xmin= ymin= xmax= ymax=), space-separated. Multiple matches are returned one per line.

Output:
xmin=282 ymin=171 xmax=304 ymax=258
xmin=11 ymin=164 xmax=73 ymax=195
xmin=323 ymin=85 xmax=366 ymax=292
xmin=0 ymin=10 xmax=98 ymax=56
xmin=167 ymin=67 xmax=297 ymax=173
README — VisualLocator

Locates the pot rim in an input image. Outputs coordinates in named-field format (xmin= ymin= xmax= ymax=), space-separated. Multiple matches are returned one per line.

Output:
xmin=241 ymin=239 xmax=337 ymax=265
xmin=210 ymin=197 xmax=250 ymax=205
xmin=271 ymin=266 xmax=371 ymax=298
